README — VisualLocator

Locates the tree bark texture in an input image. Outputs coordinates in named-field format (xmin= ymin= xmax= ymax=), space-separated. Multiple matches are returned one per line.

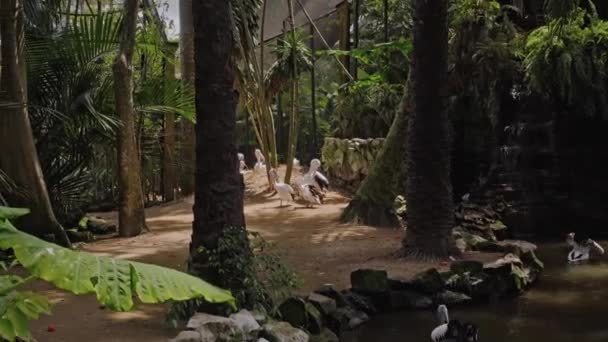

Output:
xmin=403 ymin=0 xmax=455 ymax=258
xmin=163 ymin=43 xmax=178 ymax=202
xmin=113 ymin=0 xmax=146 ymax=237
xmin=178 ymin=0 xmax=196 ymax=196
xmin=341 ymin=80 xmax=410 ymax=227
xmin=190 ymin=0 xmax=248 ymax=286
xmin=0 ymin=0 xmax=71 ymax=247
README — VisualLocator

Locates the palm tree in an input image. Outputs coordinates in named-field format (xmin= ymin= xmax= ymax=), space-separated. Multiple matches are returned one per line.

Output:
xmin=189 ymin=0 xmax=250 ymax=285
xmin=403 ymin=0 xmax=455 ymax=258
xmin=113 ymin=0 xmax=146 ymax=237
xmin=0 ymin=0 xmax=71 ymax=247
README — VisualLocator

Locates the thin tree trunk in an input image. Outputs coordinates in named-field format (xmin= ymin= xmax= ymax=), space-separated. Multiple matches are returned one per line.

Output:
xmin=189 ymin=0 xmax=254 ymax=302
xmin=284 ymin=0 xmax=299 ymax=184
xmin=162 ymin=44 xmax=178 ymax=202
xmin=178 ymin=0 xmax=196 ymax=196
xmin=403 ymin=0 xmax=455 ymax=258
xmin=341 ymin=78 xmax=411 ymax=227
xmin=0 ymin=0 xmax=71 ymax=247
xmin=113 ymin=0 xmax=145 ymax=237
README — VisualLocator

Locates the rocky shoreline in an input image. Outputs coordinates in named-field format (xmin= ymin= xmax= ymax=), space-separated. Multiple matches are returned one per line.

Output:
xmin=170 ymin=240 xmax=543 ymax=342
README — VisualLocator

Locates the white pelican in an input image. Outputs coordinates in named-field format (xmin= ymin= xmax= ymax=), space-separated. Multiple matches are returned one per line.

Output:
xmin=303 ymin=159 xmax=329 ymax=192
xmin=431 ymin=305 xmax=478 ymax=342
xmin=269 ymin=169 xmax=294 ymax=207
xmin=238 ymin=153 xmax=247 ymax=172
xmin=294 ymin=176 xmax=323 ymax=207
xmin=254 ymin=149 xmax=266 ymax=174
xmin=566 ymin=232 xmax=605 ymax=263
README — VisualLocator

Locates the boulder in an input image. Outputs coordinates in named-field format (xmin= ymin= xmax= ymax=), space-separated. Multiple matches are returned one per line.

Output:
xmin=86 ymin=217 xmax=117 ymax=234
xmin=278 ymin=298 xmax=308 ymax=329
xmin=307 ymin=293 xmax=337 ymax=316
xmin=305 ymin=303 xmax=323 ymax=335
xmin=342 ymin=290 xmax=378 ymax=314
xmin=327 ymin=307 xmax=369 ymax=334
xmin=310 ymin=328 xmax=339 ymax=342
xmin=483 ymin=254 xmax=529 ymax=294
xmin=229 ymin=309 xmax=261 ymax=339
xmin=435 ymin=291 xmax=472 ymax=306
xmin=412 ymin=268 xmax=445 ymax=294
xmin=445 ymin=272 xmax=492 ymax=299
xmin=314 ymin=285 xmax=349 ymax=308
xmin=450 ymin=260 xmax=484 ymax=275
xmin=388 ymin=290 xmax=433 ymax=310
xmin=262 ymin=322 xmax=309 ymax=342
xmin=496 ymin=240 xmax=537 ymax=256
xmin=66 ymin=229 xmax=95 ymax=243
xmin=169 ymin=331 xmax=202 ymax=342
xmin=350 ymin=269 xmax=389 ymax=293
xmin=186 ymin=312 xmax=243 ymax=341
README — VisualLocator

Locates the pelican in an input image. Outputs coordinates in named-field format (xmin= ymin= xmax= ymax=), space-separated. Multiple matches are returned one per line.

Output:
xmin=431 ymin=305 xmax=478 ymax=342
xmin=238 ymin=153 xmax=247 ymax=172
xmin=269 ymin=169 xmax=294 ymax=207
xmin=294 ymin=176 xmax=323 ymax=207
xmin=566 ymin=232 xmax=605 ymax=263
xmin=293 ymin=158 xmax=300 ymax=168
xmin=303 ymin=159 xmax=329 ymax=192
xmin=254 ymin=149 xmax=266 ymax=174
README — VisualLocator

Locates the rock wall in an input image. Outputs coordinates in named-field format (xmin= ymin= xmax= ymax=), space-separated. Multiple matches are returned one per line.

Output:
xmin=321 ymin=138 xmax=385 ymax=192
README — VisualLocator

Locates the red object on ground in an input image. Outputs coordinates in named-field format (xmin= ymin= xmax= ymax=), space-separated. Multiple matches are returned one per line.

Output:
xmin=47 ymin=325 xmax=56 ymax=332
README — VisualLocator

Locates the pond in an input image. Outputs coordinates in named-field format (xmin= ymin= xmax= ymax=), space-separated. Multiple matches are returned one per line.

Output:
xmin=343 ymin=242 xmax=608 ymax=342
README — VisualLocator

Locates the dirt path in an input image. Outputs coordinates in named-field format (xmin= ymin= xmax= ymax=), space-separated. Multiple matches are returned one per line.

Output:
xmin=28 ymin=168 xmax=490 ymax=341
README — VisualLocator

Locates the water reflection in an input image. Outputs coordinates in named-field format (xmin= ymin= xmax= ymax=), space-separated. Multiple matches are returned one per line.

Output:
xmin=343 ymin=242 xmax=608 ymax=341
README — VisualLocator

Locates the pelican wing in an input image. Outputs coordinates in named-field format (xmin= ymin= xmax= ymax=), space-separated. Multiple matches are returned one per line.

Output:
xmin=314 ymin=171 xmax=329 ymax=189
xmin=431 ymin=323 xmax=449 ymax=342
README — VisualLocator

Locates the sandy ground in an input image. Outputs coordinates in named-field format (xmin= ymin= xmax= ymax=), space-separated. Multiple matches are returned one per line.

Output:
xmin=27 ymin=167 xmax=495 ymax=341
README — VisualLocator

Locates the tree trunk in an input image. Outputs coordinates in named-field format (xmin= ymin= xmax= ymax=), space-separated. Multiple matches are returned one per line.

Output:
xmin=403 ymin=0 xmax=455 ymax=258
xmin=284 ymin=0 xmax=299 ymax=184
xmin=341 ymin=80 xmax=411 ymax=227
xmin=113 ymin=0 xmax=145 ymax=237
xmin=178 ymin=0 xmax=196 ymax=196
xmin=0 ymin=0 xmax=71 ymax=247
xmin=163 ymin=43 xmax=178 ymax=202
xmin=189 ymin=0 xmax=250 ymax=287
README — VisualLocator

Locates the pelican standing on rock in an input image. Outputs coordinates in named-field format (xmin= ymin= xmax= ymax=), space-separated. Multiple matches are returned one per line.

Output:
xmin=566 ymin=232 xmax=605 ymax=263
xmin=303 ymin=159 xmax=329 ymax=192
xmin=254 ymin=149 xmax=266 ymax=174
xmin=431 ymin=305 xmax=478 ymax=342
xmin=269 ymin=169 xmax=294 ymax=207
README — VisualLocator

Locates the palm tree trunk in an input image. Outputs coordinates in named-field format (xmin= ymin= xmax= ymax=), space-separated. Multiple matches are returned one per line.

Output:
xmin=189 ymin=0 xmax=250 ymax=286
xmin=113 ymin=0 xmax=146 ymax=237
xmin=403 ymin=0 xmax=455 ymax=258
xmin=163 ymin=43 xmax=178 ymax=202
xmin=0 ymin=0 xmax=71 ymax=247
xmin=284 ymin=0 xmax=299 ymax=184
xmin=178 ymin=0 xmax=196 ymax=196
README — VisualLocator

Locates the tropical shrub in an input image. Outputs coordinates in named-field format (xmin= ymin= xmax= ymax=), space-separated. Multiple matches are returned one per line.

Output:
xmin=0 ymin=206 xmax=234 ymax=342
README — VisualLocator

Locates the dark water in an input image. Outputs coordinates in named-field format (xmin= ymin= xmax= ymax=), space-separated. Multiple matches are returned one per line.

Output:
xmin=343 ymin=242 xmax=608 ymax=341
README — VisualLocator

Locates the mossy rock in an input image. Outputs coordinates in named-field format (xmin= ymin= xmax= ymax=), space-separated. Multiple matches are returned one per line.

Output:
xmin=412 ymin=268 xmax=445 ymax=294
xmin=350 ymin=269 xmax=389 ymax=293
xmin=278 ymin=298 xmax=308 ymax=329
xmin=450 ymin=260 xmax=484 ymax=275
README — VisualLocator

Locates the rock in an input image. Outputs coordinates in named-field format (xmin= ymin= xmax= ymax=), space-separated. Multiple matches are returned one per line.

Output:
xmin=435 ymin=291 xmax=472 ymax=306
xmin=307 ymin=293 xmax=337 ymax=316
xmin=86 ymin=217 xmax=117 ymax=235
xmin=342 ymin=290 xmax=378 ymax=314
xmin=229 ymin=309 xmax=261 ymax=339
xmin=305 ymin=303 xmax=323 ymax=335
xmin=489 ymin=220 xmax=507 ymax=231
xmin=497 ymin=240 xmax=537 ymax=256
xmin=314 ymin=285 xmax=349 ymax=307
xmin=483 ymin=254 xmax=529 ymax=294
xmin=445 ymin=272 xmax=492 ymax=299
xmin=186 ymin=312 xmax=243 ymax=341
xmin=412 ymin=268 xmax=445 ymax=294
xmin=258 ymin=339 xmax=270 ymax=342
xmin=169 ymin=331 xmax=201 ymax=342
xmin=521 ymin=250 xmax=544 ymax=271
xmin=278 ymin=298 xmax=308 ymax=329
xmin=327 ymin=307 xmax=369 ymax=334
xmin=310 ymin=328 xmax=339 ymax=342
xmin=476 ymin=240 xmax=506 ymax=253
xmin=450 ymin=260 xmax=484 ymax=275
xmin=388 ymin=278 xmax=417 ymax=291
xmin=350 ymin=269 xmax=389 ymax=293
xmin=455 ymin=238 xmax=468 ymax=253
xmin=262 ymin=321 xmax=309 ymax=342
xmin=388 ymin=290 xmax=433 ymax=310
xmin=252 ymin=310 xmax=268 ymax=325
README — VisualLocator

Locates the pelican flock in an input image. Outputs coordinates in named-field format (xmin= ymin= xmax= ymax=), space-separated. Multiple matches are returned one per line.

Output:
xmin=294 ymin=176 xmax=323 ymax=207
xmin=254 ymin=149 xmax=266 ymax=174
xmin=566 ymin=232 xmax=605 ymax=263
xmin=269 ymin=168 xmax=294 ymax=207
xmin=303 ymin=159 xmax=329 ymax=193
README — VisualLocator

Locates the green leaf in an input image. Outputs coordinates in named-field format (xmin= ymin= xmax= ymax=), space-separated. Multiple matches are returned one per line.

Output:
xmin=0 ymin=318 xmax=16 ymax=342
xmin=14 ymin=292 xmax=51 ymax=319
xmin=0 ymin=207 xmax=30 ymax=221
xmin=0 ymin=217 xmax=235 ymax=311
xmin=5 ymin=306 xmax=29 ymax=339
